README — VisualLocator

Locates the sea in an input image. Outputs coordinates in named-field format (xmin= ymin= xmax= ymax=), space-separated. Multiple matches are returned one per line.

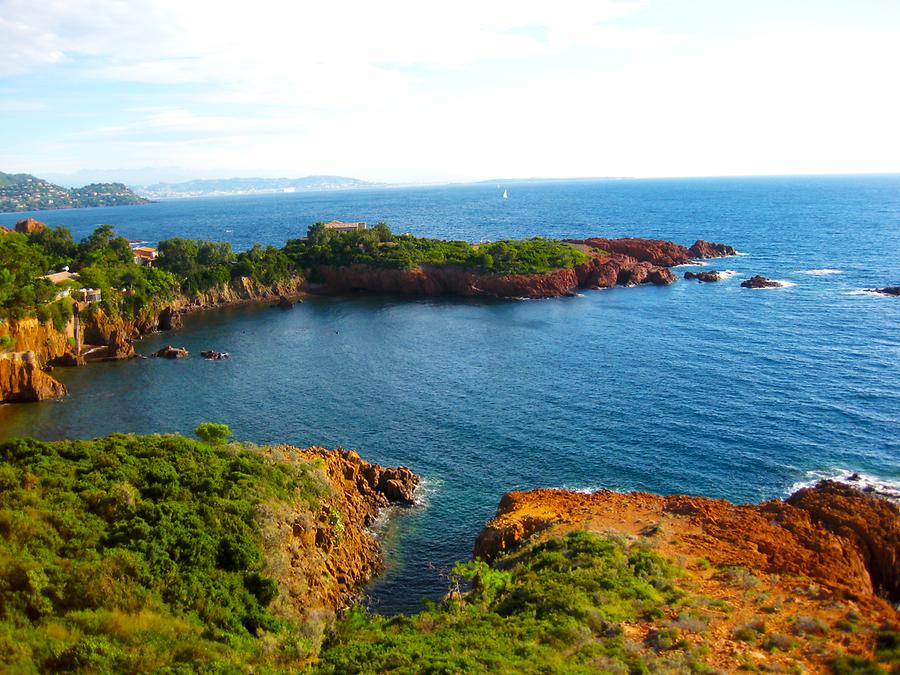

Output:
xmin=1 ymin=176 xmax=898 ymax=614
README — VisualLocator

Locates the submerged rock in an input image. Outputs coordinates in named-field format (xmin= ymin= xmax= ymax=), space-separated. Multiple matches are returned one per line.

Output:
xmin=200 ymin=350 xmax=229 ymax=360
xmin=865 ymin=286 xmax=900 ymax=296
xmin=741 ymin=275 xmax=783 ymax=288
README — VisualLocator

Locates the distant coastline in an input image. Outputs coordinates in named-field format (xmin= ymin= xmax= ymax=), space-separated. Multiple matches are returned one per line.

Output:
xmin=0 ymin=171 xmax=150 ymax=213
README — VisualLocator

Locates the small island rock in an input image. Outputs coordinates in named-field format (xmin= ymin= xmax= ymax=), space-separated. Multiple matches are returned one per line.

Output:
xmin=866 ymin=286 xmax=900 ymax=296
xmin=152 ymin=345 xmax=189 ymax=359
xmin=689 ymin=240 xmax=737 ymax=258
xmin=684 ymin=270 xmax=721 ymax=282
xmin=741 ymin=275 xmax=783 ymax=289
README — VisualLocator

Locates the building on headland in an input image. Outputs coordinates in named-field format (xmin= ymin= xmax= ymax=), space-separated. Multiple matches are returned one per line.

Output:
xmin=39 ymin=270 xmax=80 ymax=300
xmin=77 ymin=288 xmax=102 ymax=303
xmin=40 ymin=270 xmax=80 ymax=286
xmin=323 ymin=220 xmax=367 ymax=233
xmin=132 ymin=246 xmax=158 ymax=266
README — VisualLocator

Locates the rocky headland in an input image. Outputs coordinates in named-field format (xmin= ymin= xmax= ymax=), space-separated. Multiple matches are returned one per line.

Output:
xmin=0 ymin=432 xmax=420 ymax=671
xmin=313 ymin=237 xmax=735 ymax=299
xmin=474 ymin=481 xmax=898 ymax=672
xmin=255 ymin=444 xmax=419 ymax=623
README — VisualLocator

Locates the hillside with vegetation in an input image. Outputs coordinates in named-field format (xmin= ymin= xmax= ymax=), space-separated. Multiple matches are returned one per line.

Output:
xmin=0 ymin=223 xmax=295 ymax=327
xmin=0 ymin=220 xmax=588 ymax=330
xmin=1 ymin=432 xmax=895 ymax=673
xmin=0 ymin=430 xmax=417 ymax=672
xmin=0 ymin=172 xmax=149 ymax=213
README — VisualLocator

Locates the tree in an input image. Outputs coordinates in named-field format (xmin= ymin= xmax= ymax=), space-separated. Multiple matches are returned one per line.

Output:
xmin=195 ymin=422 xmax=233 ymax=445
xmin=307 ymin=222 xmax=329 ymax=246
xmin=373 ymin=222 xmax=392 ymax=243
xmin=79 ymin=225 xmax=132 ymax=267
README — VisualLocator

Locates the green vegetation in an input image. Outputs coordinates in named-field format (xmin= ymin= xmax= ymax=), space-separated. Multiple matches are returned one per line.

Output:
xmin=0 ymin=223 xmax=296 ymax=325
xmin=195 ymin=422 xmax=233 ymax=445
xmin=0 ymin=224 xmax=180 ymax=322
xmin=285 ymin=221 xmax=587 ymax=275
xmin=1 ymin=433 xmax=896 ymax=673
xmin=1 ymin=218 xmax=589 ymax=331
xmin=156 ymin=238 xmax=292 ymax=294
xmin=0 ymin=172 xmax=149 ymax=213
xmin=312 ymin=530 xmax=715 ymax=674
xmin=0 ymin=432 xmax=329 ymax=672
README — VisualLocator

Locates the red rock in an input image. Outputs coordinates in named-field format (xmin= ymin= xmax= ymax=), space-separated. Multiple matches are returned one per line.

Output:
xmin=684 ymin=271 xmax=722 ymax=282
xmin=741 ymin=275 xmax=782 ymax=288
xmin=566 ymin=237 xmax=694 ymax=266
xmin=151 ymin=345 xmax=189 ymax=359
xmin=14 ymin=218 xmax=47 ymax=235
xmin=689 ymin=240 xmax=737 ymax=258
xmin=474 ymin=482 xmax=898 ymax=609
xmin=787 ymin=480 xmax=899 ymax=603
xmin=0 ymin=354 xmax=67 ymax=402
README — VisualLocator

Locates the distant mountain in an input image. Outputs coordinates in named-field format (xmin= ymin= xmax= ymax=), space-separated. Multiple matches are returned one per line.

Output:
xmin=0 ymin=172 xmax=150 ymax=213
xmin=138 ymin=175 xmax=377 ymax=197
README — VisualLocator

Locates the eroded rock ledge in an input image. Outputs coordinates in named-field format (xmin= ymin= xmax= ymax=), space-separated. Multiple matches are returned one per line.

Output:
xmin=256 ymin=445 xmax=418 ymax=621
xmin=473 ymin=480 xmax=898 ymax=670
xmin=475 ymin=481 xmax=898 ymax=607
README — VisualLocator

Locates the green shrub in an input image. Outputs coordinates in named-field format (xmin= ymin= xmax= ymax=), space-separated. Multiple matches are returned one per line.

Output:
xmin=831 ymin=655 xmax=887 ymax=674
xmin=0 ymin=433 xmax=327 ymax=672
xmin=195 ymin=422 xmax=233 ymax=445
xmin=313 ymin=530 xmax=688 ymax=674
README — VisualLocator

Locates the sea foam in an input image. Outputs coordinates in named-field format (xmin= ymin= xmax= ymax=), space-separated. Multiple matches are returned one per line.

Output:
xmin=800 ymin=268 xmax=843 ymax=276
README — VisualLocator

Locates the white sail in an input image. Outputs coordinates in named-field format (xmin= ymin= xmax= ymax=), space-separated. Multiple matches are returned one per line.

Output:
xmin=502 ymin=189 xmax=508 ymax=199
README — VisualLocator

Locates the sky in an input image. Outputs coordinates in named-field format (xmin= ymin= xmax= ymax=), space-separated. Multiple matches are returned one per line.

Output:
xmin=2 ymin=0 xmax=899 ymax=184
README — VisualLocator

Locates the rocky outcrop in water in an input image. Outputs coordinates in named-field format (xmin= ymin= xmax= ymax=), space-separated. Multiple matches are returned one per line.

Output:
xmin=152 ymin=345 xmax=189 ymax=359
xmin=865 ymin=286 xmax=900 ymax=296
xmin=689 ymin=240 xmax=737 ymax=258
xmin=741 ymin=275 xmax=783 ymax=288
xmin=566 ymin=237 xmax=694 ymax=266
xmin=684 ymin=270 xmax=721 ymax=282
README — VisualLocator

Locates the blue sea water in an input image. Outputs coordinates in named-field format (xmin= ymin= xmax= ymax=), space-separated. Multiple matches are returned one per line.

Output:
xmin=1 ymin=176 xmax=899 ymax=614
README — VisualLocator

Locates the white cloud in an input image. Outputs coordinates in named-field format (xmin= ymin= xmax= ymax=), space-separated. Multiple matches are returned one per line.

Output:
xmin=1 ymin=1 xmax=898 ymax=179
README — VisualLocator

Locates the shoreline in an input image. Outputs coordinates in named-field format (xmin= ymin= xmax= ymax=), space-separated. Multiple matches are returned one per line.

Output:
xmin=1 ymin=235 xmax=738 ymax=404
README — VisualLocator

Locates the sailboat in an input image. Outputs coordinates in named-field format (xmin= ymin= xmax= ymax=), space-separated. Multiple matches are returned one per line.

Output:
xmin=502 ymin=189 xmax=508 ymax=199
